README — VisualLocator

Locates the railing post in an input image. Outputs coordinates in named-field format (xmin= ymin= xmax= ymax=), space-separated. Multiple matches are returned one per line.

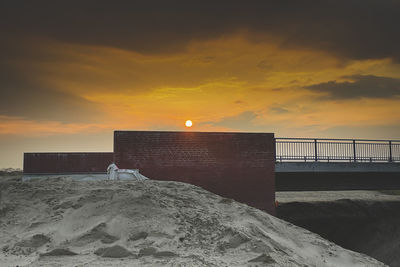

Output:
xmin=353 ymin=140 xmax=357 ymax=162
xmin=314 ymin=139 xmax=318 ymax=162
xmin=389 ymin=141 xmax=393 ymax=162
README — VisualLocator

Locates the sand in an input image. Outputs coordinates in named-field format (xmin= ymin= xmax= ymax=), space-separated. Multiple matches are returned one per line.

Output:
xmin=0 ymin=174 xmax=386 ymax=266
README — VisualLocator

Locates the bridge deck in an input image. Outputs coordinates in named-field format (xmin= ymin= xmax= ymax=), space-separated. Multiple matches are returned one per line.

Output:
xmin=276 ymin=162 xmax=400 ymax=173
xmin=275 ymin=138 xmax=400 ymax=191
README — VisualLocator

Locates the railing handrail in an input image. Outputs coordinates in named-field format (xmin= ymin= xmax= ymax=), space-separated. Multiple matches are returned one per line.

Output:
xmin=275 ymin=137 xmax=400 ymax=143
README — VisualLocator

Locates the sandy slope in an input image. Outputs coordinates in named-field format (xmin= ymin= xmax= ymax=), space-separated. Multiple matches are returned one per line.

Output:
xmin=0 ymin=175 xmax=386 ymax=266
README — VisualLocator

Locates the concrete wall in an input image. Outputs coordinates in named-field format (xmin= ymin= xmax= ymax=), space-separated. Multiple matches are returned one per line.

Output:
xmin=276 ymin=172 xmax=400 ymax=191
xmin=114 ymin=131 xmax=276 ymax=215
xmin=276 ymin=162 xmax=400 ymax=173
xmin=23 ymin=152 xmax=114 ymax=174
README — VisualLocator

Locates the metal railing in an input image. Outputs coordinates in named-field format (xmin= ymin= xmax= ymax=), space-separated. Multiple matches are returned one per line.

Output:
xmin=275 ymin=138 xmax=400 ymax=163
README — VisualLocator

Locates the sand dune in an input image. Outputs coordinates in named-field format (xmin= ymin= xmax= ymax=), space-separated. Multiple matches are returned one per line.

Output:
xmin=0 ymin=174 xmax=386 ymax=266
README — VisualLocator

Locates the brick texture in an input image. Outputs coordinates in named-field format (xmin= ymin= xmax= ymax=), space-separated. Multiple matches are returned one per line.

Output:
xmin=23 ymin=152 xmax=114 ymax=174
xmin=114 ymin=131 xmax=276 ymax=215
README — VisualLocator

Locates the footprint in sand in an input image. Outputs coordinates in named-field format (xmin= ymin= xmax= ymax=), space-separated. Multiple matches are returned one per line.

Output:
xmin=73 ymin=222 xmax=119 ymax=246
xmin=40 ymin=248 xmax=78 ymax=257
xmin=16 ymin=234 xmax=51 ymax=248
xmin=94 ymin=245 xmax=132 ymax=258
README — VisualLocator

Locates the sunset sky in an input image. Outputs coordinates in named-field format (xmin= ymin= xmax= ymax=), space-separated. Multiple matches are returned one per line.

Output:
xmin=1 ymin=1 xmax=400 ymax=168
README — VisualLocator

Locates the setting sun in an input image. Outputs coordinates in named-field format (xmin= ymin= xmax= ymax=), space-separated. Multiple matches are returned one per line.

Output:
xmin=185 ymin=120 xmax=193 ymax=127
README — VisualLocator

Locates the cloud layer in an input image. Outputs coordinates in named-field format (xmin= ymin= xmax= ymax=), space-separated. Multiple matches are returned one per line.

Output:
xmin=1 ymin=0 xmax=400 ymax=61
xmin=0 ymin=63 xmax=104 ymax=123
xmin=305 ymin=75 xmax=400 ymax=100
xmin=1 ymin=0 xmax=400 ymax=168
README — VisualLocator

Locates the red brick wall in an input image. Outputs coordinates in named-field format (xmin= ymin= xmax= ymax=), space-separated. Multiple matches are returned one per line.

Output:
xmin=23 ymin=152 xmax=114 ymax=174
xmin=114 ymin=131 xmax=276 ymax=215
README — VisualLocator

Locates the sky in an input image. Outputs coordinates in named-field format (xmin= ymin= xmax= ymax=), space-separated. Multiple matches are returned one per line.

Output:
xmin=1 ymin=0 xmax=400 ymax=168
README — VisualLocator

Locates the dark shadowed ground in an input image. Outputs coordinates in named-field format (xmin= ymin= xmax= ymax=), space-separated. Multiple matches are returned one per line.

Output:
xmin=277 ymin=191 xmax=400 ymax=267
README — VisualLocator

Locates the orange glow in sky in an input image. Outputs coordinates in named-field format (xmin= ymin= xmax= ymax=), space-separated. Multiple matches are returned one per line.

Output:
xmin=1 ymin=2 xmax=399 ymax=168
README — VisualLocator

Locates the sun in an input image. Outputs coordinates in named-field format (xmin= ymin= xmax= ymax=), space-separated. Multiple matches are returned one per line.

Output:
xmin=185 ymin=120 xmax=193 ymax=127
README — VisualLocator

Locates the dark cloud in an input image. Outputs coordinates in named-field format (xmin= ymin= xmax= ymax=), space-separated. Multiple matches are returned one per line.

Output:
xmin=257 ymin=60 xmax=273 ymax=70
xmin=319 ymin=124 xmax=400 ymax=140
xmin=0 ymin=0 xmax=399 ymax=61
xmin=0 ymin=64 xmax=103 ymax=122
xmin=305 ymin=75 xmax=400 ymax=100
xmin=203 ymin=111 xmax=258 ymax=130
xmin=269 ymin=105 xmax=290 ymax=114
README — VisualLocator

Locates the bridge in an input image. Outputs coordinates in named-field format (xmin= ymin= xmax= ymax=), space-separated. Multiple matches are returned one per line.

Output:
xmin=275 ymin=138 xmax=400 ymax=191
